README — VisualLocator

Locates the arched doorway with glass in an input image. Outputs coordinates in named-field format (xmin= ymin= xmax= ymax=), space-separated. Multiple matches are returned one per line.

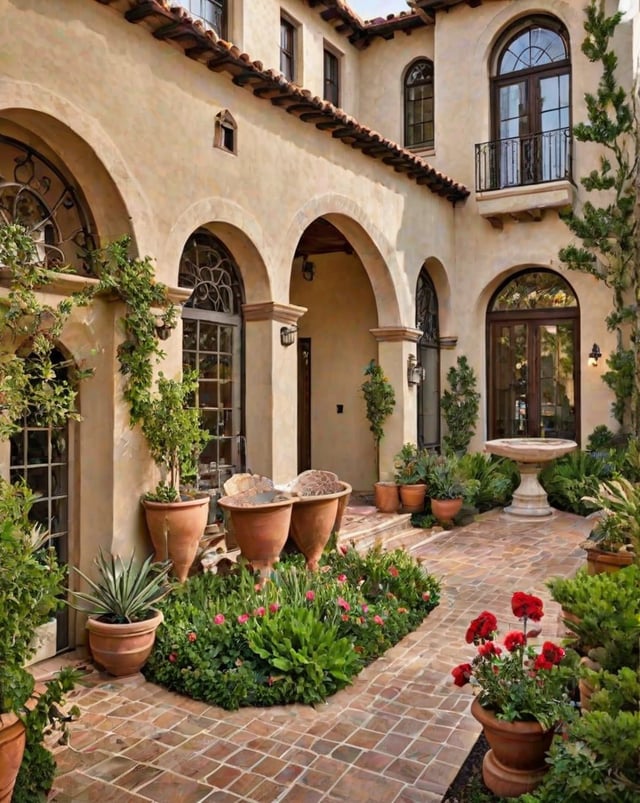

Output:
xmin=487 ymin=270 xmax=579 ymax=441
xmin=416 ymin=267 xmax=440 ymax=450
xmin=179 ymin=229 xmax=245 ymax=495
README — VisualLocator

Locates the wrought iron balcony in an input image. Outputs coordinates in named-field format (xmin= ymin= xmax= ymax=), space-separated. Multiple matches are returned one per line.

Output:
xmin=475 ymin=128 xmax=572 ymax=193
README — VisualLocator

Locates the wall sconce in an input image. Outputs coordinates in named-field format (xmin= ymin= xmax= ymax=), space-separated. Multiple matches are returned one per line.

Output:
xmin=280 ymin=325 xmax=297 ymax=347
xmin=301 ymin=260 xmax=315 ymax=282
xmin=407 ymin=354 xmax=426 ymax=386
xmin=588 ymin=343 xmax=602 ymax=367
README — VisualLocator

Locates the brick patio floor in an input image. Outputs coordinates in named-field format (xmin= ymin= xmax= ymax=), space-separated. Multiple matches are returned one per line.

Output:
xmin=37 ymin=507 xmax=590 ymax=802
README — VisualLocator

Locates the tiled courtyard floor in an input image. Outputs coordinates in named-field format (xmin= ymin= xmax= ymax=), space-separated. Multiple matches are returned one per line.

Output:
xmin=38 ymin=506 xmax=591 ymax=803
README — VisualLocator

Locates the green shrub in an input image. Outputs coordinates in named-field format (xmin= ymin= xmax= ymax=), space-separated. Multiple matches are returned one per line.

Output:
xmin=539 ymin=450 xmax=615 ymax=516
xmin=458 ymin=452 xmax=516 ymax=512
xmin=144 ymin=546 xmax=440 ymax=709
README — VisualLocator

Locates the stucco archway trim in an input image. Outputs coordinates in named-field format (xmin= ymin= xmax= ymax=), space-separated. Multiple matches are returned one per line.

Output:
xmin=283 ymin=194 xmax=403 ymax=327
xmin=0 ymin=79 xmax=152 ymax=252
xmin=163 ymin=198 xmax=270 ymax=303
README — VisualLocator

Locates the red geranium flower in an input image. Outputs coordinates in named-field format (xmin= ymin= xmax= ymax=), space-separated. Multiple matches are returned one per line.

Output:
xmin=539 ymin=641 xmax=565 ymax=666
xmin=465 ymin=611 xmax=498 ymax=643
xmin=478 ymin=640 xmax=502 ymax=658
xmin=187 ymin=631 xmax=197 ymax=643
xmin=389 ymin=566 xmax=399 ymax=578
xmin=503 ymin=631 xmax=526 ymax=652
xmin=451 ymin=663 xmax=473 ymax=687
xmin=511 ymin=592 xmax=544 ymax=622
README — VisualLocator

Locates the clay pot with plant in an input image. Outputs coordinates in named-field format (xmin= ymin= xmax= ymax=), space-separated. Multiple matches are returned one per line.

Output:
xmin=140 ymin=371 xmax=212 ymax=581
xmin=426 ymin=454 xmax=473 ymax=524
xmin=360 ymin=359 xmax=397 ymax=511
xmin=70 ymin=550 xmax=172 ymax=677
xmin=393 ymin=443 xmax=430 ymax=513
xmin=580 ymin=477 xmax=638 ymax=574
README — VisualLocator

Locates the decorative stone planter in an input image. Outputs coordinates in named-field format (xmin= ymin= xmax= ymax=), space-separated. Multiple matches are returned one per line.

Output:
xmin=471 ymin=697 xmax=554 ymax=798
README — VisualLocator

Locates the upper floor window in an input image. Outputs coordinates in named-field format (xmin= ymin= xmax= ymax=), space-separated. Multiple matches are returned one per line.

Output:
xmin=484 ymin=18 xmax=571 ymax=189
xmin=404 ymin=59 xmax=434 ymax=149
xmin=182 ymin=0 xmax=226 ymax=37
xmin=280 ymin=16 xmax=296 ymax=81
xmin=323 ymin=47 xmax=340 ymax=106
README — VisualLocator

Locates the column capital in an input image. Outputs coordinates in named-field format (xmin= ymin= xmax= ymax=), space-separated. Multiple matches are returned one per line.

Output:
xmin=369 ymin=326 xmax=422 ymax=343
xmin=243 ymin=301 xmax=307 ymax=325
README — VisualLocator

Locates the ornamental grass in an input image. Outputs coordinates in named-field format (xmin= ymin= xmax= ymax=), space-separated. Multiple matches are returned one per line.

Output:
xmin=143 ymin=543 xmax=440 ymax=710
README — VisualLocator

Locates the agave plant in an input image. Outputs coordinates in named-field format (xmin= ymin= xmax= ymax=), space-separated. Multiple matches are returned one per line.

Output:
xmin=71 ymin=551 xmax=173 ymax=624
xmin=581 ymin=477 xmax=640 ymax=557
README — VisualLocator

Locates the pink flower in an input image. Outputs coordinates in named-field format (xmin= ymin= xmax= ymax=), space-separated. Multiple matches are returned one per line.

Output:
xmin=269 ymin=603 xmax=280 ymax=613
xmin=361 ymin=604 xmax=369 ymax=614
xmin=337 ymin=597 xmax=350 ymax=611
xmin=187 ymin=631 xmax=197 ymax=643
xmin=389 ymin=566 xmax=399 ymax=578
xmin=422 ymin=591 xmax=431 ymax=601
xmin=306 ymin=590 xmax=316 ymax=601
xmin=339 ymin=545 xmax=348 ymax=555
xmin=254 ymin=607 xmax=266 ymax=617
xmin=237 ymin=613 xmax=250 ymax=624
xmin=373 ymin=615 xmax=384 ymax=626
xmin=254 ymin=583 xmax=262 ymax=592
xmin=168 ymin=652 xmax=177 ymax=663
xmin=213 ymin=614 xmax=225 ymax=625
xmin=337 ymin=574 xmax=347 ymax=583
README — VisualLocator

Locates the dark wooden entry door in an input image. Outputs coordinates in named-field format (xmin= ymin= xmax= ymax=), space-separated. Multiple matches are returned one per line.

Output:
xmin=488 ymin=317 xmax=577 ymax=440
xmin=298 ymin=338 xmax=311 ymax=472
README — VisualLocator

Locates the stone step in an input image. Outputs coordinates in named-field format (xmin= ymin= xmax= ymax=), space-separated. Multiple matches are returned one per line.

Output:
xmin=337 ymin=505 xmax=414 ymax=553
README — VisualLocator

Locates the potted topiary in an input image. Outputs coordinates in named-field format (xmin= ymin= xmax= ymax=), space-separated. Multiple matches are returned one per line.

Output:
xmin=140 ymin=371 xmax=212 ymax=581
xmin=360 ymin=360 xmax=397 ymax=512
xmin=0 ymin=478 xmax=80 ymax=802
xmin=70 ymin=550 xmax=172 ymax=677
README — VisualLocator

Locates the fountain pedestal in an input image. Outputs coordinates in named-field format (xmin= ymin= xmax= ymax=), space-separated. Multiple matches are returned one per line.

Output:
xmin=484 ymin=438 xmax=578 ymax=517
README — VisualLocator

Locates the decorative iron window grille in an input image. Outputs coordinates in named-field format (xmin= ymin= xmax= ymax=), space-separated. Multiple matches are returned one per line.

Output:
xmin=179 ymin=232 xmax=243 ymax=313
xmin=0 ymin=135 xmax=97 ymax=274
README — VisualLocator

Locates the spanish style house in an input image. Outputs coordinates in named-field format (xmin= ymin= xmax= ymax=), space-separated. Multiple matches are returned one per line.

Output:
xmin=0 ymin=0 xmax=634 ymax=649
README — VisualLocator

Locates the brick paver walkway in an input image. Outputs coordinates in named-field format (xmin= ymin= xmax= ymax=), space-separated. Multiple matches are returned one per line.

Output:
xmin=39 ymin=508 xmax=590 ymax=802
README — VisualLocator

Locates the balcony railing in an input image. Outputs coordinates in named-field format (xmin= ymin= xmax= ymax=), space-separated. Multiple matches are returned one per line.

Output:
xmin=181 ymin=1 xmax=225 ymax=37
xmin=475 ymin=128 xmax=572 ymax=193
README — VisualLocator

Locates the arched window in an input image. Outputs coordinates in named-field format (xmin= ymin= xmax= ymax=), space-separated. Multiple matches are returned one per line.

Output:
xmin=179 ymin=230 xmax=245 ymax=493
xmin=487 ymin=270 xmax=579 ymax=441
xmin=416 ymin=268 xmax=439 ymax=449
xmin=490 ymin=18 xmax=570 ymax=187
xmin=404 ymin=59 xmax=434 ymax=149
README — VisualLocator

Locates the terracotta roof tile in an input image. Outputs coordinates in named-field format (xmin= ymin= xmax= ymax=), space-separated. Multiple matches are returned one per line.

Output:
xmin=95 ymin=0 xmax=468 ymax=202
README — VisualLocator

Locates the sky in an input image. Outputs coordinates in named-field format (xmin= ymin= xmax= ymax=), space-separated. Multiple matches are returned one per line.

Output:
xmin=347 ymin=0 xmax=409 ymax=20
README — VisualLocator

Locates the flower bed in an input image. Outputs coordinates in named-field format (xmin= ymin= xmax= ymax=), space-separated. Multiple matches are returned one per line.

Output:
xmin=143 ymin=544 xmax=440 ymax=710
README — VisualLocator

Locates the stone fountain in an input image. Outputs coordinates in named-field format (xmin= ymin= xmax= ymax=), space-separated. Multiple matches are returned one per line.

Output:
xmin=485 ymin=438 xmax=577 ymax=517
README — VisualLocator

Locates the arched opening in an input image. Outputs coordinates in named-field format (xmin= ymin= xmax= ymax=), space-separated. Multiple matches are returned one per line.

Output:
xmin=416 ymin=267 xmax=440 ymax=449
xmin=404 ymin=58 xmax=434 ymax=149
xmin=487 ymin=269 xmax=579 ymax=441
xmin=179 ymin=228 xmax=245 ymax=494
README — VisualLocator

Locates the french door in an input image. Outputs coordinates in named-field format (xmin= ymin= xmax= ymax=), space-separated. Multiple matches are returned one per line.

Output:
xmin=488 ymin=315 xmax=577 ymax=441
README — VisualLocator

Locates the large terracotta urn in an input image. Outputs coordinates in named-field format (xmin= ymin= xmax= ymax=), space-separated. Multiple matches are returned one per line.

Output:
xmin=471 ymin=697 xmax=554 ymax=798
xmin=289 ymin=493 xmax=341 ymax=570
xmin=217 ymin=493 xmax=295 ymax=577
xmin=142 ymin=496 xmax=209 ymax=582
xmin=87 ymin=609 xmax=164 ymax=677
xmin=0 ymin=689 xmax=42 ymax=803
xmin=332 ymin=481 xmax=352 ymax=535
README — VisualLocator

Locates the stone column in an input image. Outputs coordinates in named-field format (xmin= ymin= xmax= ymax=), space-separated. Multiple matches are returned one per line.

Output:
xmin=369 ymin=327 xmax=422 ymax=481
xmin=243 ymin=302 xmax=306 ymax=484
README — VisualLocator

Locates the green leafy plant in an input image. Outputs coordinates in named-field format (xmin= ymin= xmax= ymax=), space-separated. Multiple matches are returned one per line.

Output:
xmin=393 ymin=442 xmax=432 ymax=485
xmin=451 ymin=592 xmax=577 ymax=730
xmin=586 ymin=424 xmax=616 ymax=453
xmin=144 ymin=545 xmax=440 ymax=710
xmin=427 ymin=454 xmax=471 ymax=501
xmin=70 ymin=550 xmax=173 ymax=624
xmin=0 ymin=223 xmax=94 ymax=439
xmin=458 ymin=452 xmax=516 ymax=512
xmin=361 ymin=359 xmax=396 ymax=475
xmin=581 ymin=476 xmax=640 ymax=557
xmin=440 ymin=355 xmax=480 ymax=456
xmin=539 ymin=450 xmax=616 ymax=516
xmin=141 ymin=370 xmax=211 ymax=500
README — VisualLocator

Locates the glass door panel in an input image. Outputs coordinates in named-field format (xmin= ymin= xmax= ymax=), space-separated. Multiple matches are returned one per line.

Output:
xmin=492 ymin=323 xmax=528 ymax=437
xmin=538 ymin=323 xmax=575 ymax=438
xmin=498 ymin=81 xmax=528 ymax=187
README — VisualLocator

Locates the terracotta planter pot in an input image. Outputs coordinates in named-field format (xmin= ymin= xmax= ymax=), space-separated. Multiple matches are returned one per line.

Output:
xmin=471 ymin=697 xmax=554 ymax=798
xmin=374 ymin=482 xmax=399 ymax=513
xmin=289 ymin=493 xmax=341 ymax=571
xmin=87 ymin=609 xmax=164 ymax=677
xmin=431 ymin=496 xmax=463 ymax=524
xmin=217 ymin=494 xmax=294 ymax=577
xmin=399 ymin=483 xmax=427 ymax=513
xmin=585 ymin=548 xmax=633 ymax=575
xmin=332 ymin=481 xmax=352 ymax=535
xmin=142 ymin=496 xmax=209 ymax=582
xmin=0 ymin=691 xmax=41 ymax=803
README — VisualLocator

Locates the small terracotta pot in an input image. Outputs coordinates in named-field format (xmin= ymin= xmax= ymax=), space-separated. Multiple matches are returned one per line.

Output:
xmin=430 ymin=496 xmax=463 ymax=524
xmin=399 ymin=483 xmax=427 ymax=513
xmin=87 ymin=609 xmax=164 ymax=677
xmin=374 ymin=482 xmax=400 ymax=513
xmin=0 ymin=690 xmax=41 ymax=803
xmin=585 ymin=548 xmax=633 ymax=575
xmin=142 ymin=496 xmax=209 ymax=582
xmin=471 ymin=698 xmax=554 ymax=798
